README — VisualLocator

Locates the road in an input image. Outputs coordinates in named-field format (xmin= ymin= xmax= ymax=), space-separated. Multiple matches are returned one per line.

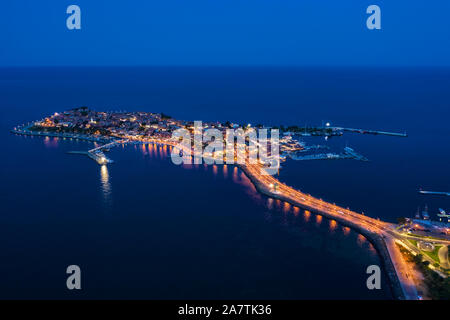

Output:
xmin=438 ymin=246 xmax=450 ymax=269
xmin=385 ymin=238 xmax=418 ymax=299
xmin=241 ymin=162 xmax=421 ymax=299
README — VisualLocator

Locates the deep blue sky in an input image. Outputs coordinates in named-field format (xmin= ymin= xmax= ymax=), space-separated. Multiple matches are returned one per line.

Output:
xmin=1 ymin=0 xmax=449 ymax=66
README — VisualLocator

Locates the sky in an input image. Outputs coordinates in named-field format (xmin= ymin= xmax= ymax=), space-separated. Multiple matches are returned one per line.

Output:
xmin=1 ymin=0 xmax=450 ymax=67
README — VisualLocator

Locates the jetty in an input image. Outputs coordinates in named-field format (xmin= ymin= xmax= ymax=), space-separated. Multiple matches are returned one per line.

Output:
xmin=331 ymin=126 xmax=407 ymax=137
xmin=419 ymin=190 xmax=450 ymax=197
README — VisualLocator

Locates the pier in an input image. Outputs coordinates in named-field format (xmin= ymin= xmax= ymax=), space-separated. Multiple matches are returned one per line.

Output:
xmin=419 ymin=190 xmax=450 ymax=197
xmin=331 ymin=127 xmax=407 ymax=137
xmin=87 ymin=150 xmax=113 ymax=165
xmin=80 ymin=139 xmax=128 ymax=165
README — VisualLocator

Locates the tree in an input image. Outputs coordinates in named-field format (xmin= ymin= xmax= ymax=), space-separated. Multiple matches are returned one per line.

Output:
xmin=413 ymin=254 xmax=423 ymax=264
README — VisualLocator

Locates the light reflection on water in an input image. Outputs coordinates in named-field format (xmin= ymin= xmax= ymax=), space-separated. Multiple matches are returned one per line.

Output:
xmin=267 ymin=198 xmax=273 ymax=210
xmin=304 ymin=210 xmax=311 ymax=222
xmin=100 ymin=164 xmax=112 ymax=207
xmin=343 ymin=226 xmax=351 ymax=236
xmin=283 ymin=202 xmax=290 ymax=214
xmin=43 ymin=136 xmax=59 ymax=148
xmin=223 ymin=164 xmax=228 ymax=179
xmin=315 ymin=214 xmax=323 ymax=225
xmin=275 ymin=199 xmax=281 ymax=210
xmin=329 ymin=219 xmax=337 ymax=232
xmin=232 ymin=166 xmax=238 ymax=183
xmin=368 ymin=243 xmax=377 ymax=256
xmin=357 ymin=234 xmax=367 ymax=247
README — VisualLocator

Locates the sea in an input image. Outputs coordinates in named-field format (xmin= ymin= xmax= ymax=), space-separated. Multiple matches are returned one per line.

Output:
xmin=1 ymin=67 xmax=449 ymax=299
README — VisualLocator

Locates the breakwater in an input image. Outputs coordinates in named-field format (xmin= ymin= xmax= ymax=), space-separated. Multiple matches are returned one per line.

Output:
xmin=11 ymin=127 xmax=112 ymax=143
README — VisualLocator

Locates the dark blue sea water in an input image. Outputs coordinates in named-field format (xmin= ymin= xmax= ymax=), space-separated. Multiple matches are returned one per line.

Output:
xmin=1 ymin=67 xmax=449 ymax=299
